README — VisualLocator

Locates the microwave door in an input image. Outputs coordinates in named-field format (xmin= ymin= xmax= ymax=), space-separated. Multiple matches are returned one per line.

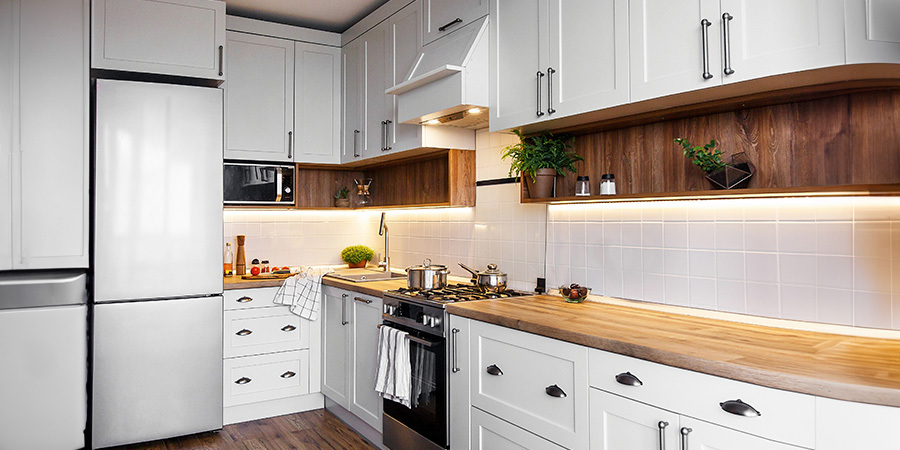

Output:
xmin=275 ymin=167 xmax=283 ymax=202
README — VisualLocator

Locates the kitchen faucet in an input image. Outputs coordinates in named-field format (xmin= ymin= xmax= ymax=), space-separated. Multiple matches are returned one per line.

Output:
xmin=378 ymin=212 xmax=390 ymax=273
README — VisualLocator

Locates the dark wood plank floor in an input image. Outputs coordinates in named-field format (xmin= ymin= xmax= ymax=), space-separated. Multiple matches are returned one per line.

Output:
xmin=108 ymin=409 xmax=378 ymax=450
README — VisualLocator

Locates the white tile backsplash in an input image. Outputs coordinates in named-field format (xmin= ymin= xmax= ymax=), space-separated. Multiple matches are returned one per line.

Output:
xmin=225 ymin=130 xmax=899 ymax=330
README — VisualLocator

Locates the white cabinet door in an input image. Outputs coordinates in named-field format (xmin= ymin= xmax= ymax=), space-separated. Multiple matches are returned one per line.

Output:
xmin=681 ymin=416 xmax=806 ymax=450
xmin=423 ymin=0 xmax=488 ymax=45
xmin=720 ymin=0 xmax=844 ymax=84
xmin=489 ymin=0 xmax=547 ymax=131
xmin=322 ymin=289 xmax=350 ymax=407
xmin=91 ymin=0 xmax=225 ymax=81
xmin=14 ymin=0 xmax=88 ymax=269
xmin=0 ymin=0 xmax=13 ymax=271
xmin=590 ymin=389 xmax=679 ymax=450
xmin=224 ymin=31 xmax=294 ymax=162
xmin=548 ymin=0 xmax=629 ymax=119
xmin=294 ymin=42 xmax=341 ymax=164
xmin=363 ymin=22 xmax=390 ymax=158
xmin=845 ymin=0 xmax=900 ymax=64
xmin=386 ymin=2 xmax=424 ymax=155
xmin=348 ymin=293 xmax=384 ymax=431
xmin=449 ymin=315 xmax=472 ymax=450
xmin=342 ymin=39 xmax=365 ymax=163
xmin=630 ymin=0 xmax=721 ymax=102
xmin=816 ymin=397 xmax=900 ymax=450
xmin=471 ymin=407 xmax=566 ymax=450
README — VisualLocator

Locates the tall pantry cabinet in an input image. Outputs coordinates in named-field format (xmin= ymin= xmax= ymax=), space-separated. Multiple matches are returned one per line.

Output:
xmin=0 ymin=0 xmax=89 ymax=270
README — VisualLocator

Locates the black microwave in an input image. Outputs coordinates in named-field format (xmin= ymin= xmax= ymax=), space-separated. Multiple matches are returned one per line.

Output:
xmin=224 ymin=162 xmax=295 ymax=205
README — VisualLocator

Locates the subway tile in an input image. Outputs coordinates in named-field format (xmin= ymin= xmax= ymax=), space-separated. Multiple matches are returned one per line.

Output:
xmin=781 ymin=285 xmax=818 ymax=322
xmin=689 ymin=278 xmax=717 ymax=309
xmin=620 ymin=207 xmax=642 ymax=222
xmin=854 ymin=200 xmax=895 ymax=221
xmin=664 ymin=249 xmax=690 ymax=276
xmin=586 ymin=222 xmax=603 ymax=245
xmin=745 ymin=252 xmax=778 ymax=283
xmin=776 ymin=200 xmax=817 ymax=222
xmin=623 ymin=271 xmax=644 ymax=301
xmin=816 ymin=256 xmax=853 ymax=290
xmin=743 ymin=200 xmax=778 ymax=222
xmin=744 ymin=222 xmax=777 ymax=252
xmin=893 ymin=222 xmax=900 ymax=261
xmin=603 ymin=269 xmax=624 ymax=297
xmin=642 ymin=207 xmax=664 ymax=222
xmin=570 ymin=222 xmax=586 ymax=244
xmin=643 ymin=273 xmax=665 ymax=303
xmin=817 ymin=288 xmax=854 ymax=326
xmin=687 ymin=203 xmax=717 ymax=221
xmin=570 ymin=267 xmax=587 ymax=287
xmin=586 ymin=245 xmax=604 ymax=269
xmin=815 ymin=201 xmax=854 ymax=221
xmin=642 ymin=223 xmax=664 ymax=247
xmin=642 ymin=248 xmax=665 ymax=274
xmin=622 ymin=247 xmax=643 ymax=271
xmin=716 ymin=280 xmax=746 ymax=314
xmin=663 ymin=223 xmax=689 ymax=248
xmin=777 ymin=222 xmax=817 ymax=254
xmin=746 ymin=283 xmax=780 ymax=318
xmin=570 ymin=244 xmax=586 ymax=269
xmin=603 ymin=246 xmax=623 ymax=270
xmin=816 ymin=222 xmax=853 ymax=256
xmin=689 ymin=250 xmax=716 ymax=278
xmin=854 ymin=291 xmax=892 ymax=328
xmin=713 ymin=202 xmax=744 ymax=222
xmin=779 ymin=254 xmax=817 ymax=286
xmin=853 ymin=257 xmax=892 ymax=294
xmin=716 ymin=251 xmax=745 ymax=281
xmin=603 ymin=222 xmax=622 ymax=245
xmin=622 ymin=222 xmax=642 ymax=246
xmin=586 ymin=268 xmax=604 ymax=293
xmin=854 ymin=222 xmax=891 ymax=260
xmin=894 ymin=295 xmax=900 ymax=330
xmin=662 ymin=204 xmax=688 ymax=221
xmin=665 ymin=276 xmax=691 ymax=307
xmin=689 ymin=222 xmax=716 ymax=249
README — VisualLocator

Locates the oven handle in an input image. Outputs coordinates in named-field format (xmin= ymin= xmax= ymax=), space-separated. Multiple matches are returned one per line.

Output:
xmin=378 ymin=324 xmax=441 ymax=347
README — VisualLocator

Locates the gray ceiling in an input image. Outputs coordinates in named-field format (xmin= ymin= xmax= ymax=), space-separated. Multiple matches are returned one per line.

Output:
xmin=224 ymin=0 xmax=391 ymax=33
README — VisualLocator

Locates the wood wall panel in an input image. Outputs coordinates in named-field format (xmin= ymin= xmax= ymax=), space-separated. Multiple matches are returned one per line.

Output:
xmin=543 ymin=90 xmax=900 ymax=199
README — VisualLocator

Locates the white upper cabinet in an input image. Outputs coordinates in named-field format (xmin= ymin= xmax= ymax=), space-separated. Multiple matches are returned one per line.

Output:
xmin=2 ymin=0 xmax=88 ymax=269
xmin=719 ymin=0 xmax=844 ymax=84
xmin=629 ymin=0 xmax=722 ymax=102
xmin=845 ymin=0 xmax=900 ymax=63
xmin=224 ymin=31 xmax=294 ymax=162
xmin=342 ymin=39 xmax=364 ymax=164
xmin=547 ymin=0 xmax=629 ymax=119
xmin=386 ymin=1 xmax=424 ymax=155
xmin=92 ymin=0 xmax=225 ymax=81
xmin=363 ymin=21 xmax=390 ymax=159
xmin=489 ymin=0 xmax=545 ymax=132
xmin=423 ymin=0 xmax=488 ymax=45
xmin=294 ymin=42 xmax=341 ymax=164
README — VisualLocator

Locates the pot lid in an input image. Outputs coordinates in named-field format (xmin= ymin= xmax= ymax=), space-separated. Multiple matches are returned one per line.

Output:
xmin=481 ymin=263 xmax=505 ymax=276
xmin=407 ymin=258 xmax=448 ymax=271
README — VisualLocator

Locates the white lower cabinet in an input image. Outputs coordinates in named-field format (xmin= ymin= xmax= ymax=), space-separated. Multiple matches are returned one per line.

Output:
xmin=222 ymin=287 xmax=321 ymax=425
xmin=321 ymin=286 xmax=384 ymax=431
xmin=470 ymin=407 xmax=566 ymax=450
xmin=815 ymin=397 xmax=900 ymax=450
xmin=449 ymin=315 xmax=472 ymax=450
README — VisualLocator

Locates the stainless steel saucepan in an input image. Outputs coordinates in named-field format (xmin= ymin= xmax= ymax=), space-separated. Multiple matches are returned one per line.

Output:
xmin=458 ymin=262 xmax=508 ymax=293
xmin=406 ymin=258 xmax=449 ymax=290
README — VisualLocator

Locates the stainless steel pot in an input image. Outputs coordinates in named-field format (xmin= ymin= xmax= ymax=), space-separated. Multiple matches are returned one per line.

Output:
xmin=458 ymin=263 xmax=508 ymax=293
xmin=406 ymin=258 xmax=449 ymax=290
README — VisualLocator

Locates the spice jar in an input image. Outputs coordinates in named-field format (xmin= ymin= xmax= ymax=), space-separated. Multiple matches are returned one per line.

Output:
xmin=575 ymin=176 xmax=591 ymax=197
xmin=261 ymin=260 xmax=270 ymax=273
xmin=600 ymin=174 xmax=616 ymax=195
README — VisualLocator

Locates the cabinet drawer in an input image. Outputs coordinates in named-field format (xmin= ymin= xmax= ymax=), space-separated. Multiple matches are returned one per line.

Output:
xmin=224 ymin=306 xmax=308 ymax=358
xmin=471 ymin=320 xmax=588 ymax=449
xmin=224 ymin=287 xmax=280 ymax=311
xmin=588 ymin=349 xmax=815 ymax=448
xmin=223 ymin=350 xmax=309 ymax=407
xmin=471 ymin=407 xmax=566 ymax=450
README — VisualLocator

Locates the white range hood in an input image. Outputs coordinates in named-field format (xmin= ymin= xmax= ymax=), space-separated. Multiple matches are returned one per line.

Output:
xmin=386 ymin=16 xmax=489 ymax=129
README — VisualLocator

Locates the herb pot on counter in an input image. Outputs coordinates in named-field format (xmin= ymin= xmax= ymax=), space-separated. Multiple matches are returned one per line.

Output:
xmin=458 ymin=263 xmax=508 ymax=293
xmin=406 ymin=258 xmax=449 ymax=290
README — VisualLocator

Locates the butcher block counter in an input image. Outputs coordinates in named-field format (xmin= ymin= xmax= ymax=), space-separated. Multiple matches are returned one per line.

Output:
xmin=223 ymin=273 xmax=408 ymax=294
xmin=447 ymin=295 xmax=900 ymax=407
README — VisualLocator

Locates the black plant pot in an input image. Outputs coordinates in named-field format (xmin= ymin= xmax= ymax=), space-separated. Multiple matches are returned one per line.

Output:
xmin=705 ymin=152 xmax=755 ymax=189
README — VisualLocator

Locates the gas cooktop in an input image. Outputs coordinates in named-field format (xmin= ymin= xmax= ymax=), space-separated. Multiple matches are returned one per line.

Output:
xmin=384 ymin=283 xmax=533 ymax=306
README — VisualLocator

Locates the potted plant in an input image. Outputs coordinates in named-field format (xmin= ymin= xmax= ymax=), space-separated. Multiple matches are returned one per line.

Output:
xmin=334 ymin=186 xmax=350 ymax=207
xmin=502 ymin=130 xmax=582 ymax=198
xmin=675 ymin=138 xmax=755 ymax=189
xmin=340 ymin=244 xmax=374 ymax=268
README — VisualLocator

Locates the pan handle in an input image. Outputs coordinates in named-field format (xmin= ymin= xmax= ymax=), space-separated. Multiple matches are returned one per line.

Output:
xmin=458 ymin=262 xmax=478 ymax=277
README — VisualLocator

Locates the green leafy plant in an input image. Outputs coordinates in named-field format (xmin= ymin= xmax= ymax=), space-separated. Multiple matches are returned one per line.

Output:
xmin=675 ymin=138 xmax=726 ymax=173
xmin=340 ymin=245 xmax=374 ymax=264
xmin=334 ymin=186 xmax=350 ymax=199
xmin=502 ymin=130 xmax=582 ymax=182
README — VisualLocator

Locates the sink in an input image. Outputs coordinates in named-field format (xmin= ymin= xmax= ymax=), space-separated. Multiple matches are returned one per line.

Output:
xmin=326 ymin=269 xmax=406 ymax=283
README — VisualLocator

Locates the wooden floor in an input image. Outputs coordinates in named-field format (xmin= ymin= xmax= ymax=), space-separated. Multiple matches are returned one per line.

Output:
xmin=109 ymin=409 xmax=378 ymax=450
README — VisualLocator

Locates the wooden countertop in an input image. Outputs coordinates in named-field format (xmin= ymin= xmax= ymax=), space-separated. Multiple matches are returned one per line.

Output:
xmin=446 ymin=295 xmax=900 ymax=407
xmin=224 ymin=276 xmax=286 ymax=290
xmin=224 ymin=274 xmax=409 ymax=294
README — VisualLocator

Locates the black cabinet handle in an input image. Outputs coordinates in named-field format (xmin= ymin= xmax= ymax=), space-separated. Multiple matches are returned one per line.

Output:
xmin=616 ymin=371 xmax=643 ymax=386
xmin=218 ymin=45 xmax=224 ymax=76
xmin=281 ymin=324 xmax=296 ymax=332
xmin=681 ymin=427 xmax=692 ymax=449
xmin=720 ymin=399 xmax=761 ymax=417
xmin=236 ymin=329 xmax=252 ymax=336
xmin=236 ymin=296 xmax=253 ymax=303
xmin=545 ymin=384 xmax=567 ymax=398
xmin=546 ymin=67 xmax=556 ymax=115
xmin=722 ymin=12 xmax=735 ymax=75
xmin=235 ymin=377 xmax=251 ymax=385
xmin=280 ymin=371 xmax=296 ymax=379
xmin=700 ymin=19 xmax=713 ymax=80
xmin=535 ymin=71 xmax=545 ymax=117
xmin=438 ymin=17 xmax=463 ymax=32
xmin=657 ymin=421 xmax=669 ymax=450
xmin=486 ymin=364 xmax=503 ymax=376
xmin=354 ymin=296 xmax=372 ymax=304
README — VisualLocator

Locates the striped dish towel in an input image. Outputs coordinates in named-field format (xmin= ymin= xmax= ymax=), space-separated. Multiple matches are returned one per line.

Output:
xmin=272 ymin=266 xmax=333 ymax=321
xmin=374 ymin=325 xmax=412 ymax=408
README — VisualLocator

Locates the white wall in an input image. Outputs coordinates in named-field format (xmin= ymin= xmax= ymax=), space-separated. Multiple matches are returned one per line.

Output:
xmin=225 ymin=128 xmax=900 ymax=330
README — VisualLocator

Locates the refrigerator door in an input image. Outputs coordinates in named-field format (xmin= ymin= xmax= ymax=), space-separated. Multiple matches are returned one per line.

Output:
xmin=92 ymin=296 xmax=223 ymax=448
xmin=94 ymin=79 xmax=223 ymax=302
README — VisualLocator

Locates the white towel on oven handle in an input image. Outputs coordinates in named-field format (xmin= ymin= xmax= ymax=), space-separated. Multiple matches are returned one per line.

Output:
xmin=374 ymin=325 xmax=412 ymax=408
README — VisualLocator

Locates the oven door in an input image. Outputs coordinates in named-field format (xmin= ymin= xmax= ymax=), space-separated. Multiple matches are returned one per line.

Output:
xmin=382 ymin=320 xmax=447 ymax=450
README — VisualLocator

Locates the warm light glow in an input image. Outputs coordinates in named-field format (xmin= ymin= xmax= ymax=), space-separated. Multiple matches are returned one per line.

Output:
xmin=467 ymin=108 xmax=481 ymax=114
xmin=426 ymin=119 xmax=441 ymax=125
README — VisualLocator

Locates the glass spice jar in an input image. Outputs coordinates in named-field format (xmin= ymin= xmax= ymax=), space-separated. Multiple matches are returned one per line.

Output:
xmin=600 ymin=174 xmax=616 ymax=195
xmin=575 ymin=176 xmax=591 ymax=196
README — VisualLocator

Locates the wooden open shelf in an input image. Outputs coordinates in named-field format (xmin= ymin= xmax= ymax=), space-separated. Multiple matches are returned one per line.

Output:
xmin=520 ymin=89 xmax=900 ymax=204
xmin=293 ymin=149 xmax=474 ymax=209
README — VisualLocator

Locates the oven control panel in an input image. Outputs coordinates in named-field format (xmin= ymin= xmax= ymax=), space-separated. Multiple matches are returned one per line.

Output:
xmin=382 ymin=295 xmax=446 ymax=337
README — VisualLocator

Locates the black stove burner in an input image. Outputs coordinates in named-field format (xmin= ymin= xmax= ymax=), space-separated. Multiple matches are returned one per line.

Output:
xmin=389 ymin=283 xmax=529 ymax=303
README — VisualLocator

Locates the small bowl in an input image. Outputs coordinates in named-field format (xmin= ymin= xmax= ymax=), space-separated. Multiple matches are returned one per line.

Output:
xmin=559 ymin=285 xmax=591 ymax=303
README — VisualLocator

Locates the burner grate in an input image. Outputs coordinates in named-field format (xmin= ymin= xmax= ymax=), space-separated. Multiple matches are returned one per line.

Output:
xmin=388 ymin=283 xmax=530 ymax=303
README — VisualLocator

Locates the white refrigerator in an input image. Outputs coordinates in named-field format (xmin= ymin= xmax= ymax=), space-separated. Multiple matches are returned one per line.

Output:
xmin=92 ymin=79 xmax=224 ymax=449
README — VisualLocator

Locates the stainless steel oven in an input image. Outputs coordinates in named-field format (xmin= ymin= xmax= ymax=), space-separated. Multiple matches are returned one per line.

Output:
xmin=223 ymin=162 xmax=294 ymax=205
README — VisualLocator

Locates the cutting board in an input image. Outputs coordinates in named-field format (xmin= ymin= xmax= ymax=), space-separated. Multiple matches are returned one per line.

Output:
xmin=240 ymin=272 xmax=293 ymax=280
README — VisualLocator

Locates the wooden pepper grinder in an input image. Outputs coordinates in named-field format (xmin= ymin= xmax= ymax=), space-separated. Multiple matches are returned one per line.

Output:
xmin=235 ymin=235 xmax=247 ymax=275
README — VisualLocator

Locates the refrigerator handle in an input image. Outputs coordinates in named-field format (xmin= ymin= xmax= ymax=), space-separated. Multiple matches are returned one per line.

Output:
xmin=276 ymin=167 xmax=283 ymax=202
